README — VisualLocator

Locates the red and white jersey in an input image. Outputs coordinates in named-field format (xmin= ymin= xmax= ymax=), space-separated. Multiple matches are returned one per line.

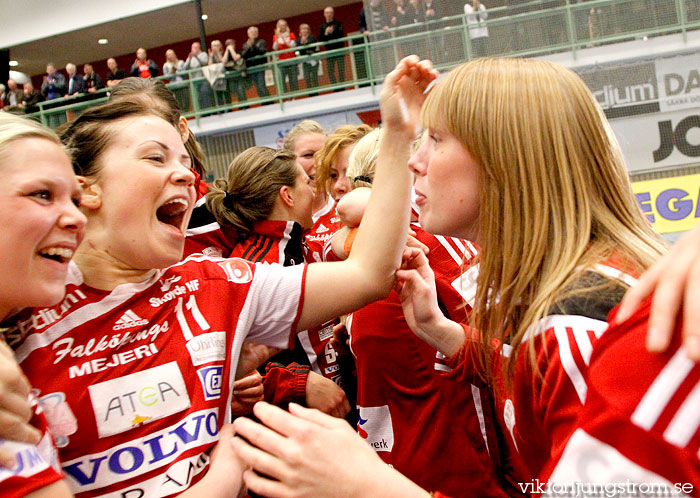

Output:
xmin=542 ymin=298 xmax=700 ymax=495
xmin=0 ymin=394 xmax=64 ymax=497
xmin=348 ymin=227 xmax=506 ymax=497
xmin=305 ymin=200 xmax=341 ymax=263
xmin=500 ymin=263 xmax=637 ymax=480
xmin=184 ymin=197 xmax=237 ymax=259
xmin=7 ymin=256 xmax=305 ymax=497
xmin=231 ymin=220 xmax=344 ymax=385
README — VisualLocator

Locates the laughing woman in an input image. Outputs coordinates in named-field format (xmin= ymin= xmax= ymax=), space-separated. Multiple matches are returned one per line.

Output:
xmin=0 ymin=112 xmax=84 ymax=498
xmin=6 ymin=56 xmax=434 ymax=497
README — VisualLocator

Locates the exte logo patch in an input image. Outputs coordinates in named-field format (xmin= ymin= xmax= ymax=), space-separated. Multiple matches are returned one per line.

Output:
xmin=88 ymin=361 xmax=190 ymax=438
xmin=197 ymin=366 xmax=223 ymax=400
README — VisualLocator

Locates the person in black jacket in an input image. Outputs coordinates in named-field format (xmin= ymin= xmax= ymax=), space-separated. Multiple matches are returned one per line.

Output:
xmin=83 ymin=63 xmax=104 ymax=98
xmin=241 ymin=26 xmax=270 ymax=98
xmin=64 ymin=63 xmax=85 ymax=99
xmin=318 ymin=6 xmax=345 ymax=87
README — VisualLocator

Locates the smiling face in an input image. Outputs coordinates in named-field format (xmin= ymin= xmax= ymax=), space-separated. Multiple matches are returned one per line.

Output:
xmin=0 ymin=138 xmax=85 ymax=317
xmin=292 ymin=132 xmax=325 ymax=186
xmin=84 ymin=115 xmax=195 ymax=271
xmin=330 ymin=145 xmax=353 ymax=202
xmin=408 ymin=128 xmax=480 ymax=241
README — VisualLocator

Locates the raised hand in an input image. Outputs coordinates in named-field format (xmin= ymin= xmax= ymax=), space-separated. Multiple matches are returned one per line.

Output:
xmin=395 ymin=248 xmax=465 ymax=356
xmin=379 ymin=56 xmax=437 ymax=137
xmin=616 ymin=225 xmax=700 ymax=359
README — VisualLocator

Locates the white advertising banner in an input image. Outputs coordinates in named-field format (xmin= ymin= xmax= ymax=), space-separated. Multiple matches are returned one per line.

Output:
xmin=656 ymin=53 xmax=700 ymax=113
xmin=252 ymin=107 xmax=377 ymax=149
xmin=610 ymin=108 xmax=700 ymax=172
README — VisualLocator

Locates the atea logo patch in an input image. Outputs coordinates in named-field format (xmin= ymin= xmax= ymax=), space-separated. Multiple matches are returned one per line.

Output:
xmin=197 ymin=366 xmax=223 ymax=400
xmin=88 ymin=361 xmax=190 ymax=438
xmin=357 ymin=405 xmax=394 ymax=452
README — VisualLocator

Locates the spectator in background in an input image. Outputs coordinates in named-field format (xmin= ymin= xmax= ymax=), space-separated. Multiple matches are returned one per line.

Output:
xmin=208 ymin=39 xmax=229 ymax=107
xmin=423 ymin=0 xmax=442 ymax=22
xmin=162 ymin=48 xmax=189 ymax=112
xmin=273 ymin=19 xmax=299 ymax=94
xmin=298 ymin=23 xmax=320 ymax=94
xmin=365 ymin=0 xmax=393 ymax=76
xmin=20 ymin=82 xmax=43 ymax=114
xmin=0 ymin=83 xmax=5 ymax=109
xmin=64 ymin=63 xmax=84 ymax=99
xmin=82 ymin=63 xmax=104 ymax=97
xmin=319 ymin=6 xmax=346 ymax=89
xmin=184 ymin=41 xmax=212 ymax=110
xmin=464 ymin=0 xmax=489 ymax=58
xmin=222 ymin=39 xmax=248 ymax=105
xmin=41 ymin=63 xmax=67 ymax=127
xmin=41 ymin=63 xmax=66 ymax=101
xmin=106 ymin=57 xmax=127 ymax=87
xmin=3 ymin=79 xmax=23 ymax=107
xmin=423 ymin=0 xmax=445 ymax=63
xmin=367 ymin=0 xmax=391 ymax=31
xmin=242 ymin=26 xmax=270 ymax=99
xmin=391 ymin=0 xmax=411 ymax=28
xmin=130 ymin=47 xmax=159 ymax=78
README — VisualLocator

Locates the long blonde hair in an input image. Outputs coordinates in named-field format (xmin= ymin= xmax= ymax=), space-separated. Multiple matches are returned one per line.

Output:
xmin=422 ymin=58 xmax=666 ymax=386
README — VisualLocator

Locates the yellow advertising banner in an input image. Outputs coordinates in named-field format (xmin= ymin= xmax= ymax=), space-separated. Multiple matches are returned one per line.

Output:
xmin=632 ymin=174 xmax=700 ymax=234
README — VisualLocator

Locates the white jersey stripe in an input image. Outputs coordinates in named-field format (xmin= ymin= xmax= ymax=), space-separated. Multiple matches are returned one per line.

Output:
xmin=434 ymin=363 xmax=452 ymax=372
xmin=664 ymin=378 xmax=700 ymax=447
xmin=523 ymin=314 xmax=608 ymax=342
xmin=471 ymin=384 xmax=490 ymax=456
xmin=186 ymin=221 xmax=221 ymax=236
xmin=554 ymin=325 xmax=588 ymax=404
xmin=632 ymin=347 xmax=694 ymax=430
xmin=297 ymin=330 xmax=321 ymax=375
xmin=434 ymin=235 xmax=465 ymax=267
xmin=572 ymin=325 xmax=594 ymax=365
xmin=593 ymin=263 xmax=638 ymax=288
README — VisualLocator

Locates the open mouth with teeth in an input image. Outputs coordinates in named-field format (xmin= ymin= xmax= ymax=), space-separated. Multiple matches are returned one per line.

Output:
xmin=156 ymin=198 xmax=189 ymax=232
xmin=39 ymin=247 xmax=74 ymax=264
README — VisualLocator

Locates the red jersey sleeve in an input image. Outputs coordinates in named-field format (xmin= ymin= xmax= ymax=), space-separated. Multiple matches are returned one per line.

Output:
xmin=263 ymin=362 xmax=309 ymax=406
xmin=544 ymin=298 xmax=700 ymax=492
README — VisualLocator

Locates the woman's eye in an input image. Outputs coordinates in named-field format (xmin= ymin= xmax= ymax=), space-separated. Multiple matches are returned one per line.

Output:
xmin=330 ymin=172 xmax=338 ymax=179
xmin=30 ymin=190 xmax=52 ymax=202
xmin=147 ymin=155 xmax=165 ymax=163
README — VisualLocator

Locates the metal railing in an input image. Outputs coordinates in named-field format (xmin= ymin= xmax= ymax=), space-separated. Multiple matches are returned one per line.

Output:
xmin=21 ymin=0 xmax=700 ymax=128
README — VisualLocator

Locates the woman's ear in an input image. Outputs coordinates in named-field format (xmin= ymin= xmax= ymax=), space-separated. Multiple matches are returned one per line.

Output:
xmin=279 ymin=186 xmax=294 ymax=207
xmin=77 ymin=177 xmax=102 ymax=210
xmin=178 ymin=116 xmax=190 ymax=143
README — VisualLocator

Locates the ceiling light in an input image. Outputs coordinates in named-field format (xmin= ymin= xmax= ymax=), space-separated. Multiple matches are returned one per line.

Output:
xmin=98 ymin=38 xmax=109 ymax=45
xmin=201 ymin=14 xmax=208 ymax=20
xmin=9 ymin=60 xmax=18 ymax=67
